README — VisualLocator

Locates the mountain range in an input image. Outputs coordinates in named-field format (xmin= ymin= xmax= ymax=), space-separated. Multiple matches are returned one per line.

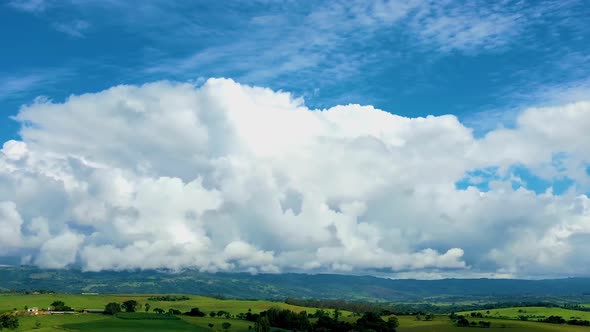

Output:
xmin=2 ymin=267 xmax=589 ymax=303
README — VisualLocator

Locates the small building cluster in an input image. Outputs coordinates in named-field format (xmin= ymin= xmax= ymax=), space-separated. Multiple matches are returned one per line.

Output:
xmin=26 ymin=307 xmax=39 ymax=315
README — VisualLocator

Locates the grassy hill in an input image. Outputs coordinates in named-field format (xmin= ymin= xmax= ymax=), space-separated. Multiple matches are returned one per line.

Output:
xmin=8 ymin=307 xmax=590 ymax=332
xmin=396 ymin=315 xmax=590 ymax=332
xmin=3 ymin=266 xmax=590 ymax=302
xmin=460 ymin=306 xmax=590 ymax=320
xmin=0 ymin=293 xmax=331 ymax=315
xmin=1 ymin=293 xmax=344 ymax=332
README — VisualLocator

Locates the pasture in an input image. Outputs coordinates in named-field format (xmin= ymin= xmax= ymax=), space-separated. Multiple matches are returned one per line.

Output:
xmin=0 ymin=293 xmax=324 ymax=315
xmin=4 ymin=294 xmax=590 ymax=331
xmin=14 ymin=314 xmax=590 ymax=332
xmin=0 ymin=293 xmax=340 ymax=332
xmin=459 ymin=306 xmax=590 ymax=320
xmin=396 ymin=315 xmax=590 ymax=331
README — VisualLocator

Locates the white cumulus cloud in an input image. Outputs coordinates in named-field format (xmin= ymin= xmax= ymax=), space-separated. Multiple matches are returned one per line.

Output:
xmin=1 ymin=78 xmax=589 ymax=277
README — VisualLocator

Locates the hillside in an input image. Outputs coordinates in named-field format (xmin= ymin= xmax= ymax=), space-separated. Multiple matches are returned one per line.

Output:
xmin=2 ymin=267 xmax=590 ymax=302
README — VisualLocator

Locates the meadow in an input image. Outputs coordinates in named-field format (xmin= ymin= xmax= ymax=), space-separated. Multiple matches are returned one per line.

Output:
xmin=459 ymin=306 xmax=590 ymax=321
xmin=396 ymin=315 xmax=590 ymax=331
xmin=0 ymin=293 xmax=323 ymax=315
xmin=12 ymin=313 xmax=590 ymax=332
xmin=3 ymin=294 xmax=590 ymax=331
xmin=0 ymin=293 xmax=338 ymax=332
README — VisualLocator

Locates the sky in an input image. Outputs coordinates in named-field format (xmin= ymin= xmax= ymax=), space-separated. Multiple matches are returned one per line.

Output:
xmin=0 ymin=0 xmax=589 ymax=279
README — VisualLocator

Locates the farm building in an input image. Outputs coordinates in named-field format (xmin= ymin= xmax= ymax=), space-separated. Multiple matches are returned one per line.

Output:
xmin=26 ymin=307 xmax=39 ymax=315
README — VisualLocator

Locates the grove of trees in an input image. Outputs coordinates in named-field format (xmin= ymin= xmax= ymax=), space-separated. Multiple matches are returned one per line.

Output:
xmin=104 ymin=302 xmax=122 ymax=315
xmin=50 ymin=301 xmax=73 ymax=311
xmin=121 ymin=300 xmax=138 ymax=313
xmin=0 ymin=313 xmax=19 ymax=330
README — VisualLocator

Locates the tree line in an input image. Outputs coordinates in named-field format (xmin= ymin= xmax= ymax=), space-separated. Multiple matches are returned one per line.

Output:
xmin=286 ymin=298 xmax=590 ymax=316
xmin=449 ymin=313 xmax=491 ymax=328
xmin=249 ymin=307 xmax=398 ymax=332
xmin=285 ymin=298 xmax=397 ymax=315
xmin=146 ymin=295 xmax=190 ymax=301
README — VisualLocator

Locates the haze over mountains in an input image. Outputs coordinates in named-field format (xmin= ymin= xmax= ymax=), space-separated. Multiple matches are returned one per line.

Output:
xmin=2 ymin=267 xmax=590 ymax=302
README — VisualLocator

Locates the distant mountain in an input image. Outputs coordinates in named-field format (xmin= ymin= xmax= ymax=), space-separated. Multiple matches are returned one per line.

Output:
xmin=1 ymin=266 xmax=589 ymax=302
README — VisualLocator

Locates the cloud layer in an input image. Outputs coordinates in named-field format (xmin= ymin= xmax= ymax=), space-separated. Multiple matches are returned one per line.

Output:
xmin=1 ymin=78 xmax=589 ymax=277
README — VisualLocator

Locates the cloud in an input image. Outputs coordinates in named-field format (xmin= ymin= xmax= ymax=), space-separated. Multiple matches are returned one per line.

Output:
xmin=1 ymin=78 xmax=590 ymax=277
xmin=7 ymin=0 xmax=49 ymax=13
xmin=0 ymin=70 xmax=72 ymax=101
xmin=141 ymin=0 xmax=536 ymax=85
xmin=0 ymin=201 xmax=24 ymax=251
xmin=1 ymin=140 xmax=28 ymax=160
xmin=410 ymin=2 xmax=524 ymax=53
xmin=0 ymin=75 xmax=46 ymax=100
xmin=52 ymin=20 xmax=90 ymax=38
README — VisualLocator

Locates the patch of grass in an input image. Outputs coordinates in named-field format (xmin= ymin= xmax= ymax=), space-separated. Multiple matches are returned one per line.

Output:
xmin=181 ymin=316 xmax=253 ymax=332
xmin=115 ymin=312 xmax=180 ymax=320
xmin=62 ymin=318 xmax=208 ymax=332
xmin=396 ymin=315 xmax=590 ymax=331
xmin=15 ymin=313 xmax=111 ymax=332
xmin=459 ymin=306 xmax=590 ymax=321
xmin=1 ymin=293 xmax=346 ymax=332
xmin=0 ymin=293 xmax=331 ymax=316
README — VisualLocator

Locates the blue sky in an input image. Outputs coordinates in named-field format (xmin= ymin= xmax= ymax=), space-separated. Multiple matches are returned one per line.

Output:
xmin=1 ymin=0 xmax=590 ymax=277
xmin=2 ymin=0 xmax=588 ymax=139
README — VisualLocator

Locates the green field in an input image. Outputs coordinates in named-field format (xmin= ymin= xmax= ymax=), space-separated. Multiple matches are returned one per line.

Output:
xmin=63 ymin=317 xmax=208 ymax=331
xmin=0 ymin=293 xmax=326 ymax=315
xmin=396 ymin=315 xmax=590 ymax=331
xmin=14 ymin=314 xmax=212 ymax=332
xmin=459 ymin=306 xmax=590 ymax=321
xmin=0 ymin=293 xmax=342 ymax=332
xmin=12 ymin=313 xmax=590 ymax=332
xmin=4 ymin=294 xmax=590 ymax=331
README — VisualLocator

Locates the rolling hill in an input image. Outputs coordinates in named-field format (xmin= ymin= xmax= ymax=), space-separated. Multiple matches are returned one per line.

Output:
xmin=2 ymin=266 xmax=590 ymax=302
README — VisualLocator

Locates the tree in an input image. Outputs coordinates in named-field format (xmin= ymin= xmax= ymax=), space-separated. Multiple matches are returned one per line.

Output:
xmin=168 ymin=309 xmax=182 ymax=315
xmin=153 ymin=308 xmax=165 ymax=314
xmin=456 ymin=316 xmax=470 ymax=327
xmin=185 ymin=308 xmax=206 ymax=317
xmin=122 ymin=300 xmax=138 ymax=313
xmin=104 ymin=302 xmax=122 ymax=315
xmin=144 ymin=303 xmax=151 ymax=312
xmin=355 ymin=312 xmax=390 ymax=332
xmin=478 ymin=321 xmax=491 ymax=328
xmin=208 ymin=323 xmax=214 ymax=329
xmin=222 ymin=322 xmax=232 ymax=329
xmin=50 ymin=301 xmax=65 ymax=309
xmin=210 ymin=311 xmax=216 ymax=318
xmin=387 ymin=317 xmax=399 ymax=330
xmin=313 ymin=309 xmax=328 ymax=318
xmin=217 ymin=310 xmax=230 ymax=318
xmin=50 ymin=301 xmax=73 ymax=311
xmin=34 ymin=320 xmax=41 ymax=329
xmin=255 ymin=316 xmax=271 ymax=332
xmin=0 ymin=313 xmax=19 ymax=330
xmin=333 ymin=308 xmax=341 ymax=321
